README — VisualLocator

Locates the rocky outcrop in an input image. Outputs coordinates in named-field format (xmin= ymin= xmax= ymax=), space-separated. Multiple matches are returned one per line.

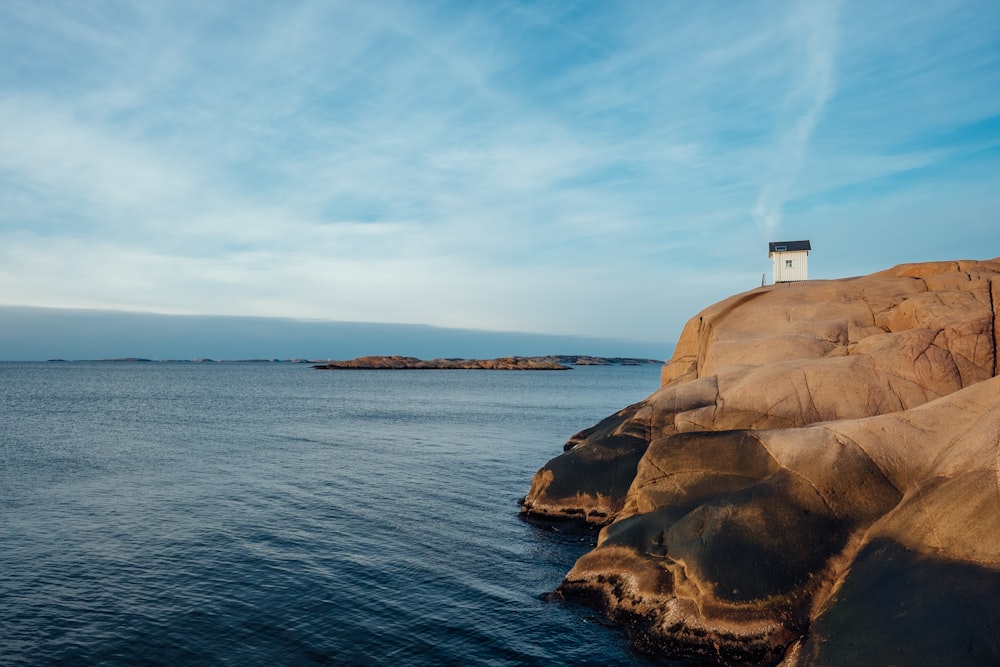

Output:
xmin=313 ymin=355 xmax=661 ymax=370
xmin=521 ymin=258 xmax=1000 ymax=665
xmin=314 ymin=355 xmax=571 ymax=370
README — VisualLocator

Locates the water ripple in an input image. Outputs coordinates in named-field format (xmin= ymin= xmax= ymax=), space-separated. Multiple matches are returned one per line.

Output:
xmin=0 ymin=362 xmax=663 ymax=666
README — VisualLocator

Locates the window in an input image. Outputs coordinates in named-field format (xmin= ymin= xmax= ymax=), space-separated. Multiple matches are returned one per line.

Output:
xmin=785 ymin=260 xmax=793 ymax=268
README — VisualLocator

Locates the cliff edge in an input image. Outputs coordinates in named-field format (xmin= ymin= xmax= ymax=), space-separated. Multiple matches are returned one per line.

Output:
xmin=521 ymin=258 xmax=1000 ymax=665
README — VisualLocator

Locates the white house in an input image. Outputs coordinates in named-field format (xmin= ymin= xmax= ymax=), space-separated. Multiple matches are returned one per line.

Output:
xmin=768 ymin=240 xmax=811 ymax=283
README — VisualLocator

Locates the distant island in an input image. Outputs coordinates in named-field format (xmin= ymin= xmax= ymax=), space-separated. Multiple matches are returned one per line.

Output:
xmin=40 ymin=355 xmax=661 ymax=367
xmin=312 ymin=355 xmax=661 ymax=370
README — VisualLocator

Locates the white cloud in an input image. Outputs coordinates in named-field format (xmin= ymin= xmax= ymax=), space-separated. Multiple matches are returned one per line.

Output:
xmin=753 ymin=0 xmax=839 ymax=235
xmin=0 ymin=98 xmax=200 ymax=222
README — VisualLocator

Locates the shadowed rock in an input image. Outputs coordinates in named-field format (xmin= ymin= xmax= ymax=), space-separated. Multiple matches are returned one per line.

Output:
xmin=522 ymin=258 xmax=1000 ymax=665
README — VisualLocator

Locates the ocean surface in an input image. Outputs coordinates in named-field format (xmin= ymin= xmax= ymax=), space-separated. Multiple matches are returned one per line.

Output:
xmin=0 ymin=361 xmax=665 ymax=666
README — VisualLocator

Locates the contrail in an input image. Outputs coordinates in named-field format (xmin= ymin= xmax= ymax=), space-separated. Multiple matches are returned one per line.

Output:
xmin=754 ymin=0 xmax=838 ymax=234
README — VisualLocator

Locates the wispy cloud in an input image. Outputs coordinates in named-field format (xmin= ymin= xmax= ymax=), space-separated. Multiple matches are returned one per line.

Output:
xmin=753 ymin=0 xmax=839 ymax=235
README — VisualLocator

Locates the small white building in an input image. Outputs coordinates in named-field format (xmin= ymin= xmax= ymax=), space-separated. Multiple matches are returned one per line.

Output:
xmin=769 ymin=240 xmax=811 ymax=283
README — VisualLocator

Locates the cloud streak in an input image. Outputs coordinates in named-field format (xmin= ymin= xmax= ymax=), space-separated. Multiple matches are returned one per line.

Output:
xmin=754 ymin=0 xmax=839 ymax=235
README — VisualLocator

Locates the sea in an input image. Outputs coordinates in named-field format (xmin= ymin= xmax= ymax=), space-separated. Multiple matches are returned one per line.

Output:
xmin=0 ymin=361 xmax=665 ymax=666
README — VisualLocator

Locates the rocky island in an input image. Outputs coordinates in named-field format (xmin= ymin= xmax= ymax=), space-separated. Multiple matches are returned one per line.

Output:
xmin=521 ymin=258 xmax=1000 ymax=666
xmin=312 ymin=355 xmax=660 ymax=370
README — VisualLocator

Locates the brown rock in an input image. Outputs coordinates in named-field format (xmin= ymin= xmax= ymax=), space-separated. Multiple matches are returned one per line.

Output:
xmin=522 ymin=258 xmax=1000 ymax=665
xmin=313 ymin=355 xmax=571 ymax=370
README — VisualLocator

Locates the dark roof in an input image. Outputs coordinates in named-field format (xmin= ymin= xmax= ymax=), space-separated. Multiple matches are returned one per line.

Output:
xmin=768 ymin=240 xmax=811 ymax=253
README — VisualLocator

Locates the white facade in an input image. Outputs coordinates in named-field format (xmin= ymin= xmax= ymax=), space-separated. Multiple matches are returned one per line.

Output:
xmin=768 ymin=241 xmax=811 ymax=283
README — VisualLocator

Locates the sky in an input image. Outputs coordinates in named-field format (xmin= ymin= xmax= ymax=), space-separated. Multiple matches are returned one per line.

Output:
xmin=0 ymin=306 xmax=670 ymax=361
xmin=1 ymin=0 xmax=999 ymax=359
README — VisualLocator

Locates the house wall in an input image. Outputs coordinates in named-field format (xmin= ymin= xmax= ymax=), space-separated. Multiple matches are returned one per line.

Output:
xmin=772 ymin=250 xmax=809 ymax=282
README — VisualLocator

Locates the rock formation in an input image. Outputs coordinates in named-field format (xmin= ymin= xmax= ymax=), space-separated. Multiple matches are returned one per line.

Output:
xmin=312 ymin=355 xmax=661 ymax=370
xmin=521 ymin=259 xmax=1000 ymax=665
xmin=313 ymin=355 xmax=571 ymax=370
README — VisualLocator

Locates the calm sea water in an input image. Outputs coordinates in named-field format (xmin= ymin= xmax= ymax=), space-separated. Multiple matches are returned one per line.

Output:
xmin=0 ymin=362 xmax=664 ymax=666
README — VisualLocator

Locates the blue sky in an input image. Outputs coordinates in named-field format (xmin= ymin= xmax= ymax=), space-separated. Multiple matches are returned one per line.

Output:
xmin=1 ymin=0 xmax=998 ymax=350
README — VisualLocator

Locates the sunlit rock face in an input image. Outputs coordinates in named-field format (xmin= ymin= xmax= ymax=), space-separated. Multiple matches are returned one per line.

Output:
xmin=522 ymin=258 xmax=1000 ymax=665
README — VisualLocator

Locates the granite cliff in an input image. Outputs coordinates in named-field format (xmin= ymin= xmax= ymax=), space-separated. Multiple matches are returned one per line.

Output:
xmin=521 ymin=258 xmax=1000 ymax=665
